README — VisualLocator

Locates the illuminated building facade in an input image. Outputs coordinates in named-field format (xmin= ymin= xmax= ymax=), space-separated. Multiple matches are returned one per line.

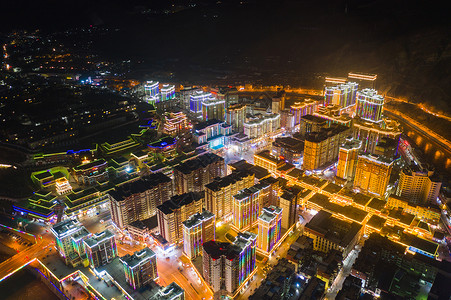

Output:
xmin=244 ymin=113 xmax=280 ymax=139
xmin=348 ymin=72 xmax=377 ymax=89
xmin=271 ymin=136 xmax=304 ymax=165
xmin=257 ymin=206 xmax=282 ymax=254
xmin=51 ymin=219 xmax=87 ymax=264
xmin=205 ymin=170 xmax=254 ymax=221
xmin=290 ymin=99 xmax=319 ymax=125
xmin=83 ymin=229 xmax=117 ymax=268
xmin=120 ymin=247 xmax=158 ymax=290
xmin=279 ymin=186 xmax=302 ymax=229
xmin=72 ymin=159 xmax=109 ymax=185
xmin=232 ymin=182 xmax=273 ymax=232
xmin=303 ymin=125 xmax=351 ymax=171
xmin=313 ymin=105 xmax=353 ymax=128
xmin=336 ymin=137 xmax=362 ymax=181
xmin=160 ymin=84 xmax=175 ymax=101
xmin=55 ymin=177 xmax=72 ymax=195
xmin=180 ymin=86 xmax=201 ymax=111
xmin=325 ymin=76 xmax=347 ymax=87
xmin=157 ymin=192 xmax=204 ymax=245
xmin=396 ymin=166 xmax=442 ymax=205
xmin=163 ymin=111 xmax=188 ymax=136
xmin=202 ymin=231 xmax=257 ymax=295
xmin=299 ymin=114 xmax=328 ymax=136
xmin=182 ymin=210 xmax=215 ymax=259
xmin=13 ymin=190 xmax=58 ymax=221
xmin=144 ymin=81 xmax=160 ymax=104
xmin=174 ymin=153 xmax=225 ymax=194
xmin=386 ymin=195 xmax=441 ymax=224
xmin=226 ymin=103 xmax=246 ymax=133
xmin=355 ymin=89 xmax=384 ymax=123
xmin=354 ymin=153 xmax=393 ymax=198
xmin=109 ymin=172 xmax=173 ymax=229
xmin=202 ymin=98 xmax=225 ymax=121
xmin=324 ymin=82 xmax=358 ymax=108
xmin=192 ymin=119 xmax=232 ymax=150
xmin=190 ymin=91 xmax=212 ymax=114
xmin=254 ymin=150 xmax=285 ymax=174
xmin=352 ymin=117 xmax=401 ymax=154
xmin=279 ymin=109 xmax=295 ymax=132
xmin=304 ymin=210 xmax=362 ymax=259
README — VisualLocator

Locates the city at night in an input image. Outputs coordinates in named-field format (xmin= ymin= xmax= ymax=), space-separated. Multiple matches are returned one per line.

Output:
xmin=0 ymin=1 xmax=450 ymax=299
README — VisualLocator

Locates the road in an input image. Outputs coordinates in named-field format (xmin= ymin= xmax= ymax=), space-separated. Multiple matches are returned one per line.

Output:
xmin=156 ymin=247 xmax=213 ymax=300
xmin=324 ymin=248 xmax=360 ymax=299
xmin=236 ymin=228 xmax=301 ymax=300
xmin=0 ymin=233 xmax=55 ymax=282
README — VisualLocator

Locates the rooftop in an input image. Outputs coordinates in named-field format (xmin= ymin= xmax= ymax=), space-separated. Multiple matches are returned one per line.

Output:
xmin=51 ymin=219 xmax=82 ymax=237
xmin=305 ymin=210 xmax=362 ymax=248
xmin=366 ymin=215 xmax=387 ymax=230
xmin=84 ymin=229 xmax=115 ymax=248
xmin=158 ymin=192 xmax=204 ymax=215
xmin=109 ymin=172 xmax=171 ymax=202
xmin=182 ymin=210 xmax=215 ymax=229
xmin=120 ymin=247 xmax=156 ymax=269
xmin=174 ymin=153 xmax=223 ymax=175
xmin=322 ymin=182 xmax=342 ymax=195
xmin=204 ymin=170 xmax=253 ymax=192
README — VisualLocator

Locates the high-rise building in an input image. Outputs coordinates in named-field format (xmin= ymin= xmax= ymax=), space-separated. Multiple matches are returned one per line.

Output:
xmin=279 ymin=109 xmax=295 ymax=132
xmin=205 ymin=170 xmax=254 ymax=221
xmin=109 ymin=173 xmax=173 ymax=229
xmin=232 ymin=182 xmax=274 ymax=232
xmin=272 ymin=137 xmax=304 ymax=165
xmin=202 ymin=232 xmax=257 ymax=295
xmin=51 ymin=219 xmax=87 ymax=264
xmin=353 ymin=117 xmax=401 ymax=154
xmin=374 ymin=137 xmax=398 ymax=160
xmin=258 ymin=177 xmax=280 ymax=207
xmin=160 ymin=84 xmax=175 ymax=101
xmin=244 ymin=113 xmax=280 ymax=139
xmin=157 ymin=192 xmax=204 ymax=245
xmin=202 ymin=98 xmax=225 ymax=121
xmin=348 ymin=72 xmax=377 ymax=89
xmin=396 ymin=166 xmax=442 ymax=205
xmin=120 ymin=247 xmax=158 ymax=290
xmin=180 ymin=86 xmax=201 ymax=111
xmin=354 ymin=153 xmax=394 ymax=198
xmin=144 ymin=81 xmax=160 ymax=105
xmin=303 ymin=124 xmax=351 ymax=171
xmin=336 ymin=137 xmax=361 ymax=181
xmin=226 ymin=104 xmax=246 ymax=133
xmin=290 ymin=99 xmax=319 ymax=125
xmin=173 ymin=153 xmax=225 ymax=195
xmin=279 ymin=185 xmax=303 ymax=229
xmin=83 ymin=230 xmax=117 ymax=268
xmin=163 ymin=111 xmax=188 ymax=137
xmin=324 ymin=82 xmax=358 ymax=108
xmin=190 ymin=91 xmax=213 ymax=115
xmin=182 ymin=210 xmax=215 ymax=259
xmin=355 ymin=89 xmax=384 ymax=123
xmin=257 ymin=206 xmax=282 ymax=254
xmin=272 ymin=92 xmax=285 ymax=114
xmin=313 ymin=105 xmax=353 ymax=128
xmin=299 ymin=114 xmax=328 ymax=137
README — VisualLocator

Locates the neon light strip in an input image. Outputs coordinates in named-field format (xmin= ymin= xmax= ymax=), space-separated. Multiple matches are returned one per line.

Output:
xmin=0 ymin=258 xmax=36 ymax=282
